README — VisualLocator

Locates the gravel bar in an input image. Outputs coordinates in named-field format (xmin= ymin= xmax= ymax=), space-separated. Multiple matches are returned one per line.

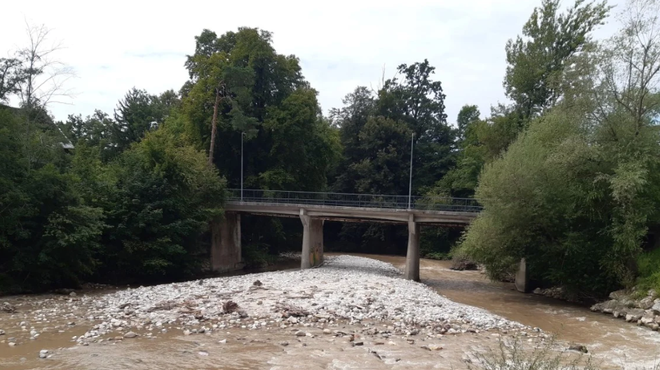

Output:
xmin=67 ymin=255 xmax=523 ymax=344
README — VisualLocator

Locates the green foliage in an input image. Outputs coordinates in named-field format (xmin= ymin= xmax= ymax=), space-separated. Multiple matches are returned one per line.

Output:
xmin=459 ymin=93 xmax=660 ymax=296
xmin=112 ymin=87 xmax=172 ymax=154
xmin=0 ymin=58 xmax=23 ymax=102
xmin=504 ymin=0 xmax=610 ymax=119
xmin=182 ymin=27 xmax=339 ymax=191
xmin=637 ymin=249 xmax=660 ymax=293
xmin=95 ymin=127 xmax=226 ymax=281
xmin=0 ymin=108 xmax=106 ymax=293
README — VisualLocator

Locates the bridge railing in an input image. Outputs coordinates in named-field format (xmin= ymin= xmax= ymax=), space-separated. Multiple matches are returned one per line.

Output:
xmin=226 ymin=189 xmax=482 ymax=213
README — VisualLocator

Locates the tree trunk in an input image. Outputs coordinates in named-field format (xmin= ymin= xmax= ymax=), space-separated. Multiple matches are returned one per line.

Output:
xmin=208 ymin=90 xmax=221 ymax=165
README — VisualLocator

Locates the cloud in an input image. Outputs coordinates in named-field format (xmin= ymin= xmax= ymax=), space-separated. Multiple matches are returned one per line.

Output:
xmin=124 ymin=51 xmax=187 ymax=59
xmin=1 ymin=0 xmax=626 ymax=124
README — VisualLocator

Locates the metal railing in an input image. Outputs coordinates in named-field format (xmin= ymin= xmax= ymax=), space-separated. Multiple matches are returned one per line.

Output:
xmin=226 ymin=189 xmax=482 ymax=213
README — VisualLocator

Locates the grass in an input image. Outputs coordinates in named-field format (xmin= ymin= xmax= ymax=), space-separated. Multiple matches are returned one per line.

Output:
xmin=466 ymin=334 xmax=660 ymax=370
xmin=424 ymin=252 xmax=451 ymax=260
xmin=467 ymin=335 xmax=598 ymax=370
xmin=636 ymin=248 xmax=660 ymax=295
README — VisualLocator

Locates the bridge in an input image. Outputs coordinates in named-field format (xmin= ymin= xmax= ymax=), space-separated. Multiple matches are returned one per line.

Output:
xmin=211 ymin=189 xmax=482 ymax=281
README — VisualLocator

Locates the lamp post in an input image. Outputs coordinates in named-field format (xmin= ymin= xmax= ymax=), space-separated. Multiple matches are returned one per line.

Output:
xmin=408 ymin=132 xmax=414 ymax=210
xmin=241 ymin=132 xmax=245 ymax=202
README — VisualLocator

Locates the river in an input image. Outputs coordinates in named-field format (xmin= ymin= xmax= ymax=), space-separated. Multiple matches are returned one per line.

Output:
xmin=1 ymin=254 xmax=659 ymax=369
xmin=357 ymin=254 xmax=660 ymax=368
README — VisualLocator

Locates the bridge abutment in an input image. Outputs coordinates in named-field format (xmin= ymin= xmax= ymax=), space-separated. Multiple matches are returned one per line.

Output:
xmin=211 ymin=212 xmax=242 ymax=272
xmin=300 ymin=210 xmax=324 ymax=269
xmin=405 ymin=217 xmax=420 ymax=281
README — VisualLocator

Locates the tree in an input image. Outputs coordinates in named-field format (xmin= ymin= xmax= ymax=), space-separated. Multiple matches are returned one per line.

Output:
xmin=262 ymin=87 xmax=341 ymax=190
xmin=94 ymin=125 xmax=226 ymax=281
xmin=182 ymin=27 xmax=336 ymax=191
xmin=504 ymin=0 xmax=610 ymax=120
xmin=112 ymin=87 xmax=167 ymax=154
xmin=376 ymin=60 xmax=455 ymax=193
xmin=0 ymin=106 xmax=105 ymax=293
xmin=60 ymin=110 xmax=113 ymax=146
xmin=0 ymin=58 xmax=23 ymax=102
xmin=458 ymin=0 xmax=660 ymax=298
xmin=15 ymin=23 xmax=74 ymax=113
xmin=334 ymin=59 xmax=455 ymax=195
xmin=432 ymin=105 xmax=485 ymax=197
xmin=181 ymin=27 xmax=340 ymax=264
xmin=330 ymin=86 xmax=376 ymax=193
xmin=456 ymin=105 xmax=480 ymax=143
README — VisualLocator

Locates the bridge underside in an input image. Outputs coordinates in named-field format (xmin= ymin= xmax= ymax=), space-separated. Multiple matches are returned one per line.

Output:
xmin=211 ymin=202 xmax=477 ymax=281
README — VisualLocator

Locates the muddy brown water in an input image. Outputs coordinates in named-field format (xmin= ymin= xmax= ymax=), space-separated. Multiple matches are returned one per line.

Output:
xmin=355 ymin=254 xmax=660 ymax=368
xmin=1 ymin=254 xmax=659 ymax=369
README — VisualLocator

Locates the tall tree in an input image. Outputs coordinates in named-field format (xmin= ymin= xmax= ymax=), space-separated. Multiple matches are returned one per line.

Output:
xmin=15 ymin=23 xmax=74 ymax=113
xmin=182 ymin=27 xmax=336 ymax=191
xmin=504 ymin=0 xmax=610 ymax=120
xmin=459 ymin=0 xmax=660 ymax=298
xmin=113 ymin=87 xmax=166 ymax=152
xmin=456 ymin=105 xmax=480 ymax=143
xmin=0 ymin=58 xmax=22 ymax=102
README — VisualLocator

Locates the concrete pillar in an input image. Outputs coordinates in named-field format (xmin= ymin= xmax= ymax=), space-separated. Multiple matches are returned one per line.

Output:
xmin=310 ymin=218 xmax=324 ymax=267
xmin=211 ymin=212 xmax=241 ymax=272
xmin=405 ymin=215 xmax=420 ymax=281
xmin=515 ymin=258 xmax=528 ymax=293
xmin=300 ymin=210 xmax=324 ymax=269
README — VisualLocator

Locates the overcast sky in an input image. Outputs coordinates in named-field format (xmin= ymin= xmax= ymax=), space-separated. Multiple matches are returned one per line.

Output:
xmin=1 ymin=0 xmax=625 ymax=124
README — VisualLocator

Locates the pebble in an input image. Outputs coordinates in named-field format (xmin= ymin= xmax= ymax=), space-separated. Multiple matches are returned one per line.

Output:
xmin=123 ymin=332 xmax=138 ymax=339
xmin=39 ymin=349 xmax=49 ymax=359
xmin=0 ymin=329 xmax=4 ymax=335
xmin=17 ymin=256 xmax=524 ymax=343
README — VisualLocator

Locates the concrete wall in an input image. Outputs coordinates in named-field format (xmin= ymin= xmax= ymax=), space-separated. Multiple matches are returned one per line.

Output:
xmin=211 ymin=212 xmax=242 ymax=272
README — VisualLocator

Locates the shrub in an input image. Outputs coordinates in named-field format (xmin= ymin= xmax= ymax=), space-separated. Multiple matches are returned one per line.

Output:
xmin=93 ymin=127 xmax=226 ymax=283
xmin=637 ymin=248 xmax=660 ymax=294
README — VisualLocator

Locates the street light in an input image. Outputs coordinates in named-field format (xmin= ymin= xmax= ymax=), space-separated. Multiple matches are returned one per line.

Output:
xmin=241 ymin=132 xmax=245 ymax=202
xmin=408 ymin=132 xmax=414 ymax=210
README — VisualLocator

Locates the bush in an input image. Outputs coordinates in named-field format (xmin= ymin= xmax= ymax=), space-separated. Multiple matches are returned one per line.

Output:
xmin=467 ymin=335 xmax=598 ymax=370
xmin=424 ymin=252 xmax=450 ymax=260
xmin=637 ymin=248 xmax=660 ymax=294
xmin=458 ymin=107 xmax=660 ymax=298
xmin=93 ymin=127 xmax=226 ymax=283
xmin=0 ymin=109 xmax=105 ymax=293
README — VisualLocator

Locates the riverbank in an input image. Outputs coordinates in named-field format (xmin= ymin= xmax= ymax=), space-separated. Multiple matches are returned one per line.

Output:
xmin=2 ymin=255 xmax=660 ymax=369
xmin=0 ymin=255 xmax=530 ymax=369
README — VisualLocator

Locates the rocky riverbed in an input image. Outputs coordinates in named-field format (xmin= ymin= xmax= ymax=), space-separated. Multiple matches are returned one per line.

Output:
xmin=0 ymin=255 xmax=539 ymax=368
xmin=590 ymin=288 xmax=660 ymax=330
xmin=73 ymin=255 xmax=522 ymax=344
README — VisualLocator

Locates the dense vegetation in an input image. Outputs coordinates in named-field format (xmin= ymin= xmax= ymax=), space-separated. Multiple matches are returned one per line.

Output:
xmin=1 ymin=0 xmax=659 ymax=299
xmin=453 ymin=0 xmax=660 ymax=298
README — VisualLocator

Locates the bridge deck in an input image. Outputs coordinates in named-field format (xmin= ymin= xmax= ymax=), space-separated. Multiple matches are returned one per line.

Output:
xmin=225 ymin=189 xmax=480 ymax=224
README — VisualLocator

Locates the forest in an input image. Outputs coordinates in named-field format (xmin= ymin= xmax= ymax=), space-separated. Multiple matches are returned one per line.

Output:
xmin=1 ymin=0 xmax=659 ymax=300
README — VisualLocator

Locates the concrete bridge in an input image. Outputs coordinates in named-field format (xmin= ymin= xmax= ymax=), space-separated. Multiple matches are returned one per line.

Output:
xmin=211 ymin=189 xmax=482 ymax=281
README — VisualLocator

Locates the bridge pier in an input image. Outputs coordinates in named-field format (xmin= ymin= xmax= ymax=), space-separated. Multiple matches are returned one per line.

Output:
xmin=211 ymin=212 xmax=242 ymax=272
xmin=405 ymin=216 xmax=420 ymax=281
xmin=514 ymin=258 xmax=528 ymax=293
xmin=300 ymin=210 xmax=324 ymax=269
